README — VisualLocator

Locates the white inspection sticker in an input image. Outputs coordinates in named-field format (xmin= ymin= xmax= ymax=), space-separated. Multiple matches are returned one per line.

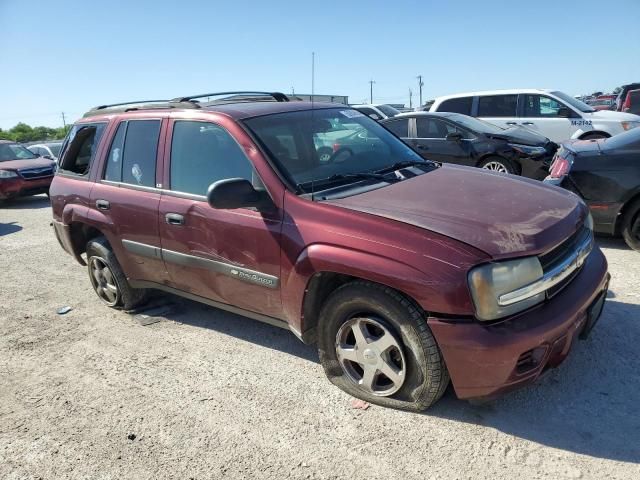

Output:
xmin=340 ymin=109 xmax=365 ymax=118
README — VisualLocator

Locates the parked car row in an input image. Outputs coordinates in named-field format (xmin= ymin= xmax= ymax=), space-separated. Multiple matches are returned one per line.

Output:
xmin=47 ymin=91 xmax=610 ymax=412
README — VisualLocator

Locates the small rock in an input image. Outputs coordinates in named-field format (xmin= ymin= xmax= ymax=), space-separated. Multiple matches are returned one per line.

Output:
xmin=57 ymin=306 xmax=72 ymax=315
xmin=350 ymin=398 xmax=370 ymax=410
xmin=127 ymin=433 xmax=136 ymax=441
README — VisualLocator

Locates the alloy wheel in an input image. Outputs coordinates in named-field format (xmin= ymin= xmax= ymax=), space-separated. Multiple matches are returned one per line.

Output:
xmin=482 ymin=161 xmax=508 ymax=173
xmin=88 ymin=257 xmax=120 ymax=306
xmin=335 ymin=316 xmax=406 ymax=396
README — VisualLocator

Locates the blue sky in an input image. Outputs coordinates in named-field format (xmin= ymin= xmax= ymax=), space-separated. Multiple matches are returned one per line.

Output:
xmin=1 ymin=0 xmax=639 ymax=129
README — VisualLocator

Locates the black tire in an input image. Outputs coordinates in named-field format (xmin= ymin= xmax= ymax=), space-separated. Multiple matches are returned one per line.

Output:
xmin=86 ymin=236 xmax=148 ymax=310
xmin=478 ymin=156 xmax=519 ymax=175
xmin=621 ymin=199 xmax=640 ymax=251
xmin=317 ymin=281 xmax=449 ymax=411
xmin=580 ymin=132 xmax=608 ymax=140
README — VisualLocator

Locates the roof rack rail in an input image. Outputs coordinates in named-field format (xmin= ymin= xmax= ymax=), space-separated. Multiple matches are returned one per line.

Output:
xmin=170 ymin=91 xmax=290 ymax=103
xmin=92 ymin=100 xmax=170 ymax=110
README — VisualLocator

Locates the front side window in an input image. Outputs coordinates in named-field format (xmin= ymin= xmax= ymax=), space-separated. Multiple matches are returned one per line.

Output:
xmin=103 ymin=120 xmax=161 ymax=186
xmin=524 ymin=95 xmax=567 ymax=117
xmin=416 ymin=118 xmax=456 ymax=139
xmin=170 ymin=121 xmax=255 ymax=196
xmin=384 ymin=118 xmax=409 ymax=137
xmin=59 ymin=123 xmax=106 ymax=175
xmin=437 ymin=97 xmax=472 ymax=115
xmin=477 ymin=95 xmax=517 ymax=117
xmin=244 ymin=108 xmax=426 ymax=190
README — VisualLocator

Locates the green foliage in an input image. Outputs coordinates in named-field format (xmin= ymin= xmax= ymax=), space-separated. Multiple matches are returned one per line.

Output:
xmin=0 ymin=123 xmax=67 ymax=143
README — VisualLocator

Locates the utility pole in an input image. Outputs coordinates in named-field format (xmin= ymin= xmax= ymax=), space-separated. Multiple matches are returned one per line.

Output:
xmin=368 ymin=79 xmax=376 ymax=104
xmin=61 ymin=112 xmax=67 ymax=132
xmin=409 ymin=88 xmax=413 ymax=109
xmin=311 ymin=52 xmax=315 ymax=102
xmin=417 ymin=75 xmax=424 ymax=107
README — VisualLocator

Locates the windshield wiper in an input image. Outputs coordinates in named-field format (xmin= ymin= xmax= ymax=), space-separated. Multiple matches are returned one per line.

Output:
xmin=375 ymin=159 xmax=431 ymax=173
xmin=297 ymin=171 xmax=394 ymax=191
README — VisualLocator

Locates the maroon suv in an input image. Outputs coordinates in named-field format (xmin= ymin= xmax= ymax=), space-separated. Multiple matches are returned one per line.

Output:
xmin=50 ymin=92 xmax=609 ymax=410
xmin=0 ymin=140 xmax=56 ymax=201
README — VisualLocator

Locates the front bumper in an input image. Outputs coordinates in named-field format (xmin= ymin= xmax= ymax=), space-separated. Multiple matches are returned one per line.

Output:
xmin=0 ymin=176 xmax=53 ymax=200
xmin=428 ymin=246 xmax=609 ymax=400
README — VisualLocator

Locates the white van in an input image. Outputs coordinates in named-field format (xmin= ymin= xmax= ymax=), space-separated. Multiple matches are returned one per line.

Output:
xmin=429 ymin=89 xmax=640 ymax=142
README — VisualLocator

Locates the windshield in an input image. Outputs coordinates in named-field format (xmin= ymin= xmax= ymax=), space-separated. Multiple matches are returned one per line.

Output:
xmin=0 ymin=143 xmax=38 ymax=162
xmin=551 ymin=91 xmax=596 ymax=113
xmin=443 ymin=113 xmax=505 ymax=134
xmin=376 ymin=104 xmax=400 ymax=118
xmin=49 ymin=144 xmax=62 ymax=157
xmin=244 ymin=108 xmax=426 ymax=190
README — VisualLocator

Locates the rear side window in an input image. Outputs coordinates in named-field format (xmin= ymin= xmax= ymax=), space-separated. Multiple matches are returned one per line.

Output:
xmin=103 ymin=120 xmax=161 ymax=187
xmin=477 ymin=95 xmax=517 ymax=117
xmin=59 ymin=123 xmax=106 ymax=176
xmin=169 ymin=121 xmax=255 ymax=196
xmin=436 ymin=97 xmax=472 ymax=115
xmin=384 ymin=118 xmax=409 ymax=137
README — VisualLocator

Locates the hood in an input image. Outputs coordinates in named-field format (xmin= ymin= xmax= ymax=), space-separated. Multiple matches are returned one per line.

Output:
xmin=486 ymin=126 xmax=550 ymax=146
xmin=0 ymin=157 xmax=56 ymax=171
xmin=327 ymin=164 xmax=585 ymax=258
xmin=583 ymin=109 xmax=640 ymax=121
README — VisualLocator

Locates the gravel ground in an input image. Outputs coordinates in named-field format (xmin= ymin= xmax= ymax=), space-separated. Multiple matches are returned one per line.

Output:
xmin=1 ymin=195 xmax=639 ymax=480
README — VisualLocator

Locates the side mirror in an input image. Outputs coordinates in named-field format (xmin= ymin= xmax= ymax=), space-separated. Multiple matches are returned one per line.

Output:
xmin=445 ymin=131 xmax=463 ymax=142
xmin=207 ymin=178 xmax=271 ymax=211
xmin=557 ymin=106 xmax=572 ymax=118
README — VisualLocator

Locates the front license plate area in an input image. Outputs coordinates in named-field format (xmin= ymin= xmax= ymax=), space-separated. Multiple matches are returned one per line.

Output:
xmin=579 ymin=290 xmax=607 ymax=340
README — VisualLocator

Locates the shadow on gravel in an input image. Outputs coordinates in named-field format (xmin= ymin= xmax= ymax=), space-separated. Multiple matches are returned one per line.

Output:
xmin=596 ymin=236 xmax=632 ymax=251
xmin=0 ymin=221 xmax=23 ymax=236
xmin=426 ymin=298 xmax=640 ymax=464
xmin=1 ymin=194 xmax=51 ymax=210
xmin=140 ymin=293 xmax=319 ymax=364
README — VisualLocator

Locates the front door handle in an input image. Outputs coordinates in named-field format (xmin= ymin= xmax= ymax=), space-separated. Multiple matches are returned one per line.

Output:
xmin=522 ymin=122 xmax=535 ymax=125
xmin=95 ymin=199 xmax=110 ymax=210
xmin=165 ymin=213 xmax=185 ymax=225
xmin=506 ymin=121 xmax=517 ymax=125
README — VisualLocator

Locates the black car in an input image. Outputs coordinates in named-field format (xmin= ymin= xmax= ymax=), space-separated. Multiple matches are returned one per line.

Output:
xmin=545 ymin=127 xmax=640 ymax=251
xmin=381 ymin=112 xmax=557 ymax=179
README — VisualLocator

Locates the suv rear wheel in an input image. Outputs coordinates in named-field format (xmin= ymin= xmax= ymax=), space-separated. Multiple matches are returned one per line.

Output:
xmin=317 ymin=281 xmax=449 ymax=411
xmin=86 ymin=237 xmax=148 ymax=310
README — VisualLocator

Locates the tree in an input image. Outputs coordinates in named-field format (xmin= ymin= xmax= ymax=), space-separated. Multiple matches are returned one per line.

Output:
xmin=0 ymin=123 xmax=67 ymax=143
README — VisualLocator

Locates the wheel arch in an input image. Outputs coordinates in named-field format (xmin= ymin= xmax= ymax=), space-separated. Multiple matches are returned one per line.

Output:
xmin=577 ymin=130 xmax=610 ymax=140
xmin=286 ymin=245 xmax=434 ymax=344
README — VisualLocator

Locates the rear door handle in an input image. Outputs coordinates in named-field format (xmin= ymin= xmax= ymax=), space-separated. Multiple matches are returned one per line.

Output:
xmin=522 ymin=122 xmax=535 ymax=125
xmin=165 ymin=213 xmax=185 ymax=225
xmin=95 ymin=199 xmax=110 ymax=210
xmin=506 ymin=121 xmax=517 ymax=125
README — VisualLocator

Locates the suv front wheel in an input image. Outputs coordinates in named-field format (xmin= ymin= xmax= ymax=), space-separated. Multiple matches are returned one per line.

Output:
xmin=86 ymin=237 xmax=148 ymax=310
xmin=317 ymin=281 xmax=449 ymax=411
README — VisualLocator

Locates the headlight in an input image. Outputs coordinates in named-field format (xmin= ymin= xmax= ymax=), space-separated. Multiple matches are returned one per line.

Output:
xmin=585 ymin=211 xmax=594 ymax=231
xmin=621 ymin=121 xmax=640 ymax=131
xmin=0 ymin=170 xmax=18 ymax=179
xmin=468 ymin=256 xmax=544 ymax=321
xmin=508 ymin=143 xmax=547 ymax=157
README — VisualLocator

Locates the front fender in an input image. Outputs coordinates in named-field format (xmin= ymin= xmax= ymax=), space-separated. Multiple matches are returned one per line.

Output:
xmin=281 ymin=243 xmax=475 ymax=333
